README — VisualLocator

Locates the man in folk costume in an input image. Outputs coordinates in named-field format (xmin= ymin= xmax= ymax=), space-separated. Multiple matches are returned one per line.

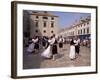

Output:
xmin=42 ymin=36 xmax=47 ymax=49
xmin=32 ymin=36 xmax=39 ymax=54
xmin=74 ymin=37 xmax=80 ymax=57
xmin=50 ymin=34 xmax=58 ymax=60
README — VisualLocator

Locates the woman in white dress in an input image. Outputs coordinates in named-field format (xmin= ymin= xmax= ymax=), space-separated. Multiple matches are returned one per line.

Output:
xmin=69 ymin=39 xmax=76 ymax=60
xmin=27 ymin=36 xmax=39 ymax=53
xmin=41 ymin=38 xmax=52 ymax=58
xmin=27 ymin=42 xmax=34 ymax=53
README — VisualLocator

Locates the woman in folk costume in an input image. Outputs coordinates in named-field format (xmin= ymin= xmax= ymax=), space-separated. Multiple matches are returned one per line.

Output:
xmin=41 ymin=35 xmax=58 ymax=60
xmin=32 ymin=36 xmax=39 ymax=53
xmin=27 ymin=40 xmax=34 ymax=53
xmin=41 ymin=37 xmax=52 ymax=58
xmin=69 ymin=38 xmax=76 ymax=60
xmin=58 ymin=36 xmax=63 ymax=52
xmin=58 ymin=36 xmax=63 ymax=48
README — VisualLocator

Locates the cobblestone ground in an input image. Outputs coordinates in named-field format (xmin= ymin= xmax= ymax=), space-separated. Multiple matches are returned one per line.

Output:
xmin=23 ymin=44 xmax=91 ymax=69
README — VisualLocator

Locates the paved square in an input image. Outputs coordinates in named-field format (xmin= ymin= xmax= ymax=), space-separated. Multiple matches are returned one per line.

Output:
xmin=23 ymin=44 xmax=91 ymax=69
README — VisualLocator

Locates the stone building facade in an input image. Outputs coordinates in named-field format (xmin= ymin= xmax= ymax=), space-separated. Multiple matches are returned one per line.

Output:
xmin=29 ymin=11 xmax=58 ymax=38
xmin=59 ymin=16 xmax=91 ymax=40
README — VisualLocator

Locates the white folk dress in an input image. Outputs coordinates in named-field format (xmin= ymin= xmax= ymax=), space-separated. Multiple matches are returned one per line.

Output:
xmin=41 ymin=39 xmax=54 ymax=58
xmin=69 ymin=45 xmax=75 ymax=59
xmin=27 ymin=43 xmax=34 ymax=53
xmin=41 ymin=45 xmax=52 ymax=58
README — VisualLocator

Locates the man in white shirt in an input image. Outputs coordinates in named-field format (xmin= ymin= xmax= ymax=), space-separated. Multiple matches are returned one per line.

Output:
xmin=74 ymin=37 xmax=80 ymax=56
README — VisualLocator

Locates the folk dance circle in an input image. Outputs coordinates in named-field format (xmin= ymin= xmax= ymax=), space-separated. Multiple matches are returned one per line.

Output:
xmin=27 ymin=35 xmax=80 ymax=60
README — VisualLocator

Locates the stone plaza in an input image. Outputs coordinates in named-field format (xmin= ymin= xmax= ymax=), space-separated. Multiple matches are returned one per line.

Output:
xmin=23 ymin=43 xmax=91 ymax=69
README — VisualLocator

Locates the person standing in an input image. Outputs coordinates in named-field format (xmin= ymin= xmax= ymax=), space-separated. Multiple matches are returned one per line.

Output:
xmin=58 ymin=36 xmax=63 ymax=52
xmin=42 ymin=36 xmax=47 ymax=49
xmin=74 ymin=37 xmax=80 ymax=57
xmin=59 ymin=36 xmax=63 ymax=48
xmin=50 ymin=35 xmax=58 ymax=60
xmin=69 ymin=38 xmax=75 ymax=60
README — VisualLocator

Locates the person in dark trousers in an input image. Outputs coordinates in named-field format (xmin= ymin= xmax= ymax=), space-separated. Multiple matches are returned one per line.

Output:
xmin=58 ymin=36 xmax=63 ymax=48
xmin=58 ymin=36 xmax=63 ymax=52
xmin=74 ymin=37 xmax=80 ymax=57
xmin=50 ymin=34 xmax=58 ymax=60
xmin=42 ymin=36 xmax=46 ymax=47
